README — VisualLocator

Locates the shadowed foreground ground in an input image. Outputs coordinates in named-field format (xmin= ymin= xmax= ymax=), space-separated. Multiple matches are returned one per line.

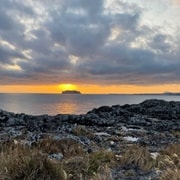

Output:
xmin=0 ymin=99 xmax=179 ymax=179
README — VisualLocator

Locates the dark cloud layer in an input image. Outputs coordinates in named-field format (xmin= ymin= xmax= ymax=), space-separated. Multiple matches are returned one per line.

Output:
xmin=0 ymin=0 xmax=179 ymax=85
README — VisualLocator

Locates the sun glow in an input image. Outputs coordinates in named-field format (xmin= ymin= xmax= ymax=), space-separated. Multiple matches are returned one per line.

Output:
xmin=59 ymin=84 xmax=77 ymax=91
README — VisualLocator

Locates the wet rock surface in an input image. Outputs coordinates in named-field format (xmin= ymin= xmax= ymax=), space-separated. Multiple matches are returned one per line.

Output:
xmin=0 ymin=99 xmax=180 ymax=179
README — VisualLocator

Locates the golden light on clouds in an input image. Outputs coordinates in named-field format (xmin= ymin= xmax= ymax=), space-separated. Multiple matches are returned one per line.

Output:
xmin=69 ymin=55 xmax=79 ymax=65
xmin=0 ymin=85 xmax=58 ymax=94
xmin=0 ymin=84 xmax=180 ymax=94
xmin=0 ymin=40 xmax=15 ymax=50
xmin=108 ymin=27 xmax=121 ymax=41
xmin=172 ymin=0 xmax=180 ymax=5
xmin=2 ymin=64 xmax=22 ymax=71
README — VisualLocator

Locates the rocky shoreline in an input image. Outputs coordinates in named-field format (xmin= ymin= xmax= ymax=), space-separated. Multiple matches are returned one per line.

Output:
xmin=0 ymin=99 xmax=180 ymax=179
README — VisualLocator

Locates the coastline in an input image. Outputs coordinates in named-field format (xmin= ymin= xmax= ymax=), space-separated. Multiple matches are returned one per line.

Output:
xmin=0 ymin=99 xmax=179 ymax=179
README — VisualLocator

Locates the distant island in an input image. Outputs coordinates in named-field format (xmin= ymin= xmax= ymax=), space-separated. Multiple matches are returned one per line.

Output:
xmin=61 ymin=90 xmax=81 ymax=94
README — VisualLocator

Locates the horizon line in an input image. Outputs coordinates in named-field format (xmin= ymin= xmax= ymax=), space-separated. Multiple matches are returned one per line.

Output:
xmin=0 ymin=92 xmax=180 ymax=95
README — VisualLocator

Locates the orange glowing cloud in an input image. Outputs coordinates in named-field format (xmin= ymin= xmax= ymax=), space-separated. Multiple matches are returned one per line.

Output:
xmin=0 ymin=83 xmax=180 ymax=94
xmin=172 ymin=0 xmax=180 ymax=5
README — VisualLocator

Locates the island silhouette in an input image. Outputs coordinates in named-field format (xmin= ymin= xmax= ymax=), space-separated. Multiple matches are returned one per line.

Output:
xmin=61 ymin=90 xmax=81 ymax=94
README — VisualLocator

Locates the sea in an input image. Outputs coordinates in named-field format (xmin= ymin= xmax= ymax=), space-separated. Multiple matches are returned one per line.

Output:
xmin=0 ymin=93 xmax=180 ymax=115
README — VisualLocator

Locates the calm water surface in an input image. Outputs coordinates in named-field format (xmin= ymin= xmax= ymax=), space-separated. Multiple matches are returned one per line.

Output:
xmin=0 ymin=93 xmax=180 ymax=115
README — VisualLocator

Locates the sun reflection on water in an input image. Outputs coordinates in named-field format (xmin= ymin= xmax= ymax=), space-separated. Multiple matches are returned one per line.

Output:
xmin=55 ymin=102 xmax=79 ymax=114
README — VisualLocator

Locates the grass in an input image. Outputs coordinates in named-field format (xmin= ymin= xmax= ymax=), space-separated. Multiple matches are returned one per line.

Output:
xmin=119 ymin=144 xmax=155 ymax=171
xmin=71 ymin=125 xmax=95 ymax=139
xmin=35 ymin=137 xmax=84 ymax=158
xmin=87 ymin=150 xmax=115 ymax=175
xmin=62 ymin=150 xmax=116 ymax=179
xmin=0 ymin=138 xmax=115 ymax=180
xmin=0 ymin=143 xmax=65 ymax=180
xmin=0 ymin=137 xmax=179 ymax=179
xmin=156 ymin=143 xmax=180 ymax=180
xmin=171 ymin=130 xmax=180 ymax=139
xmin=90 ymin=165 xmax=112 ymax=180
xmin=119 ymin=143 xmax=180 ymax=179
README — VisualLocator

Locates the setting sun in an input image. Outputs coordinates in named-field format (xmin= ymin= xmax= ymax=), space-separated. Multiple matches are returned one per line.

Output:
xmin=59 ymin=84 xmax=77 ymax=91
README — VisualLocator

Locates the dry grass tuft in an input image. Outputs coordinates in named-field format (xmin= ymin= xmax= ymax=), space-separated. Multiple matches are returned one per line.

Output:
xmin=63 ymin=156 xmax=87 ymax=180
xmin=161 ymin=143 xmax=180 ymax=157
xmin=160 ymin=168 xmax=180 ymax=180
xmin=0 ymin=143 xmax=65 ymax=180
xmin=171 ymin=130 xmax=180 ymax=139
xmin=36 ymin=137 xmax=84 ymax=158
xmin=71 ymin=126 xmax=95 ymax=139
xmin=156 ymin=143 xmax=180 ymax=180
xmin=87 ymin=150 xmax=116 ymax=175
xmin=62 ymin=150 xmax=115 ymax=179
xmin=91 ymin=165 xmax=113 ymax=180
xmin=0 ymin=139 xmax=115 ymax=180
xmin=120 ymin=145 xmax=155 ymax=171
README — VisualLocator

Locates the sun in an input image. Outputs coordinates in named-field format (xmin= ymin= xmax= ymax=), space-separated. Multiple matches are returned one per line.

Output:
xmin=59 ymin=84 xmax=77 ymax=91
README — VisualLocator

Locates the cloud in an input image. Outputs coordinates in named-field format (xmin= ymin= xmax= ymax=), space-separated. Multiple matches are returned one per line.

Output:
xmin=172 ymin=0 xmax=180 ymax=5
xmin=0 ymin=43 xmax=25 ymax=64
xmin=0 ymin=11 xmax=14 ymax=30
xmin=0 ymin=0 xmax=180 ymax=86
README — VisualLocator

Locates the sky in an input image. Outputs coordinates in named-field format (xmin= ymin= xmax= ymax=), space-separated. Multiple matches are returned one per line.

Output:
xmin=0 ymin=0 xmax=180 ymax=94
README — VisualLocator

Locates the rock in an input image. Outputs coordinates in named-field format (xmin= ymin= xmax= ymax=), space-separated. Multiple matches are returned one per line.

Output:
xmin=87 ymin=106 xmax=112 ymax=114
xmin=4 ymin=127 xmax=22 ymax=137
xmin=48 ymin=153 xmax=63 ymax=161
xmin=94 ymin=132 xmax=111 ymax=136
xmin=0 ymin=116 xmax=8 ymax=122
xmin=110 ymin=141 xmax=115 ymax=147
xmin=123 ymin=136 xmax=139 ymax=142
xmin=112 ymin=164 xmax=159 ymax=180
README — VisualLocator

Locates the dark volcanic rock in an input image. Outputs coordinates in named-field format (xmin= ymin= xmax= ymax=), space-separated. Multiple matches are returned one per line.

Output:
xmin=112 ymin=164 xmax=159 ymax=180
xmin=124 ymin=99 xmax=180 ymax=120
xmin=112 ymin=164 xmax=158 ymax=180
